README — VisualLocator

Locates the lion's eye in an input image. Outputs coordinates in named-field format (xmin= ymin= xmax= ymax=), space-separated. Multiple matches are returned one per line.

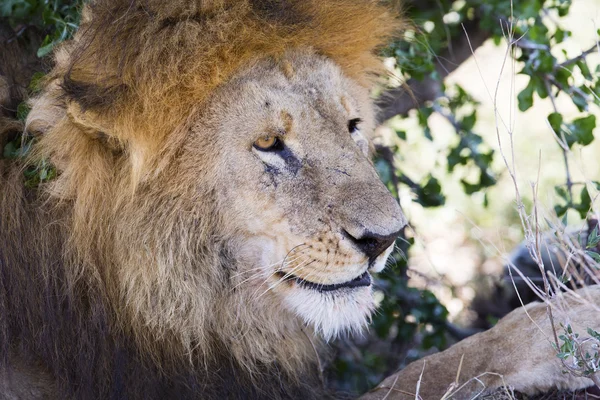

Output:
xmin=253 ymin=135 xmax=282 ymax=151
xmin=348 ymin=118 xmax=362 ymax=134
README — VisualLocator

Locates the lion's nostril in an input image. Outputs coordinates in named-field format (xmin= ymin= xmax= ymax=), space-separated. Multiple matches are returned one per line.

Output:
xmin=343 ymin=229 xmax=399 ymax=261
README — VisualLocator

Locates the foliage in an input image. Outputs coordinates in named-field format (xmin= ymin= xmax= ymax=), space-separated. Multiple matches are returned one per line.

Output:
xmin=384 ymin=0 xmax=597 ymax=212
xmin=553 ymin=324 xmax=600 ymax=385
xmin=1 ymin=0 xmax=81 ymax=57
xmin=1 ymin=0 xmax=79 ymax=183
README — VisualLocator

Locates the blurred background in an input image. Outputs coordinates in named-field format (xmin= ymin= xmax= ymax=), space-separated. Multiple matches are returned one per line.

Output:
xmin=1 ymin=0 xmax=599 ymax=397
xmin=336 ymin=0 xmax=600 ymax=395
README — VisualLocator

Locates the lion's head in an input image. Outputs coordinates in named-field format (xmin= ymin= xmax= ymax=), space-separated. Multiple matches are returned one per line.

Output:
xmin=21 ymin=0 xmax=405 ymax=385
xmin=206 ymin=51 xmax=406 ymax=339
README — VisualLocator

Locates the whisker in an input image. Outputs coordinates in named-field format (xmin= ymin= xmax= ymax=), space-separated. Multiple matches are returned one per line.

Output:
xmin=230 ymin=244 xmax=309 ymax=279
xmin=230 ymin=262 xmax=283 ymax=279
xmin=255 ymin=257 xmax=315 ymax=300
xmin=274 ymin=258 xmax=317 ymax=288
xmin=249 ymin=248 xmax=310 ymax=299
xmin=231 ymin=254 xmax=305 ymax=290
xmin=229 ymin=243 xmax=309 ymax=291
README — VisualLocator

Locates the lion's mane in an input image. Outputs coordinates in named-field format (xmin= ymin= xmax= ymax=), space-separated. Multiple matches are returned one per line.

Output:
xmin=0 ymin=1 xmax=400 ymax=399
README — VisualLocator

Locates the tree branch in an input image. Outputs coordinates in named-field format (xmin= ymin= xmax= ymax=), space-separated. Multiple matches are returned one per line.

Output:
xmin=376 ymin=19 xmax=490 ymax=123
xmin=557 ymin=44 xmax=598 ymax=69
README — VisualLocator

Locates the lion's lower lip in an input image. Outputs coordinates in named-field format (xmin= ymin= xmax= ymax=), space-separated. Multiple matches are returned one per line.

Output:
xmin=279 ymin=271 xmax=371 ymax=292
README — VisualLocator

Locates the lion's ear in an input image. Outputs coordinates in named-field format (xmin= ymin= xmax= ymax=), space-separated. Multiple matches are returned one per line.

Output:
xmin=65 ymin=100 xmax=173 ymax=189
xmin=66 ymin=102 xmax=123 ymax=152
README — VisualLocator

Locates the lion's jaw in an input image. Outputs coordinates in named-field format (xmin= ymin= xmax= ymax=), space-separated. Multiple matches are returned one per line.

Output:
xmin=207 ymin=52 xmax=406 ymax=341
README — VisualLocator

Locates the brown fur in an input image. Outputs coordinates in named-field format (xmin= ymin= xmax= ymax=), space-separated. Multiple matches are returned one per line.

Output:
xmin=1 ymin=1 xmax=405 ymax=399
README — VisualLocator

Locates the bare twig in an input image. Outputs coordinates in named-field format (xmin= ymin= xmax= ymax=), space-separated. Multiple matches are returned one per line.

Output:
xmin=544 ymin=78 xmax=573 ymax=205
xmin=557 ymin=44 xmax=598 ymax=69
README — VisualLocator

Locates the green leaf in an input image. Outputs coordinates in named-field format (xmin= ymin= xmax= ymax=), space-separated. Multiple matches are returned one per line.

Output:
xmin=553 ymin=28 xmax=566 ymax=43
xmin=555 ymin=185 xmax=568 ymax=201
xmin=578 ymin=61 xmax=593 ymax=80
xmin=461 ymin=112 xmax=477 ymax=132
xmin=587 ymin=225 xmax=600 ymax=249
xmin=16 ymin=102 xmax=30 ymax=122
xmin=2 ymin=140 xmax=18 ymax=159
xmin=578 ymin=186 xmax=592 ymax=217
xmin=37 ymin=42 xmax=56 ymax=58
xmin=374 ymin=159 xmax=392 ymax=184
xmin=554 ymin=204 xmax=568 ymax=217
xmin=586 ymin=250 xmax=600 ymax=264
xmin=548 ymin=112 xmax=563 ymax=135
xmin=566 ymin=115 xmax=596 ymax=147
xmin=461 ymin=180 xmax=480 ymax=195
xmin=415 ymin=176 xmax=445 ymax=207
xmin=572 ymin=93 xmax=589 ymax=112
xmin=28 ymin=72 xmax=46 ymax=94
xmin=417 ymin=107 xmax=433 ymax=140
xmin=588 ymin=328 xmax=600 ymax=341
xmin=532 ymin=76 xmax=548 ymax=99
xmin=518 ymin=80 xmax=535 ymax=111
xmin=447 ymin=145 xmax=468 ymax=172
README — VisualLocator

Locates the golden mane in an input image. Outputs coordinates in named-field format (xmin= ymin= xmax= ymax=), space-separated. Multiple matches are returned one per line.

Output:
xmin=29 ymin=0 xmax=400 ymax=186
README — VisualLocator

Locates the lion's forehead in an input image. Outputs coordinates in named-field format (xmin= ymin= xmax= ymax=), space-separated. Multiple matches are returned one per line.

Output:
xmin=213 ymin=53 xmax=372 ymax=127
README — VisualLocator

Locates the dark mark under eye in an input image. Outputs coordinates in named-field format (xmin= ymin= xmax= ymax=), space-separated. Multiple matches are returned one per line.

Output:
xmin=348 ymin=118 xmax=362 ymax=133
xmin=254 ymin=139 xmax=302 ymax=176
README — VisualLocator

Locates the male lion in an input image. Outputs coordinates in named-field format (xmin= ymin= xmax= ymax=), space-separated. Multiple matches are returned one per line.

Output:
xmin=0 ymin=0 xmax=599 ymax=399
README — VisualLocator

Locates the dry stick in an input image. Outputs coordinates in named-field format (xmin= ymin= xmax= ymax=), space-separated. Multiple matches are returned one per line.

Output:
xmin=544 ymin=79 xmax=574 ymax=203
xmin=460 ymin=12 xmax=563 ymax=393
xmin=372 ymin=385 xmax=418 ymax=399
xmin=380 ymin=374 xmax=401 ymax=400
xmin=541 ymin=68 xmax=600 ymax=382
xmin=531 ymin=31 xmax=600 ymax=391
xmin=533 ymin=152 xmax=562 ymax=350
xmin=443 ymin=372 xmax=509 ymax=399
xmin=414 ymin=361 xmax=426 ymax=400
xmin=548 ymin=76 xmax=592 ymax=108
xmin=440 ymin=354 xmax=465 ymax=400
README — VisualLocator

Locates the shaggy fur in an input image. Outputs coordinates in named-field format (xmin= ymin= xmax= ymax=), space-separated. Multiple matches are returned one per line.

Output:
xmin=34 ymin=0 xmax=400 ymax=186
xmin=0 ymin=1 xmax=404 ymax=399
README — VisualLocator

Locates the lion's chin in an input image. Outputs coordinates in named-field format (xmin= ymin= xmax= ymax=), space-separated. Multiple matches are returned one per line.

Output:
xmin=284 ymin=284 xmax=375 ymax=341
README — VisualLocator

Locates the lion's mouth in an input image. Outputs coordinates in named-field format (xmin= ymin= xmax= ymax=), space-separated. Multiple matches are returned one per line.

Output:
xmin=276 ymin=271 xmax=371 ymax=292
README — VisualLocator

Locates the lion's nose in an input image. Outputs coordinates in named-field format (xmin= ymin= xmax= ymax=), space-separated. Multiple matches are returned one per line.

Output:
xmin=343 ymin=229 xmax=400 ymax=261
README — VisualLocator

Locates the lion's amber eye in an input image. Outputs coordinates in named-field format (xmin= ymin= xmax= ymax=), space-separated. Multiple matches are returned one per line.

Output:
xmin=253 ymin=135 xmax=282 ymax=151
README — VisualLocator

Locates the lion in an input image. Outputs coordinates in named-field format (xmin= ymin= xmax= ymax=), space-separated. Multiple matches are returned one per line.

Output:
xmin=0 ymin=1 xmax=599 ymax=399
